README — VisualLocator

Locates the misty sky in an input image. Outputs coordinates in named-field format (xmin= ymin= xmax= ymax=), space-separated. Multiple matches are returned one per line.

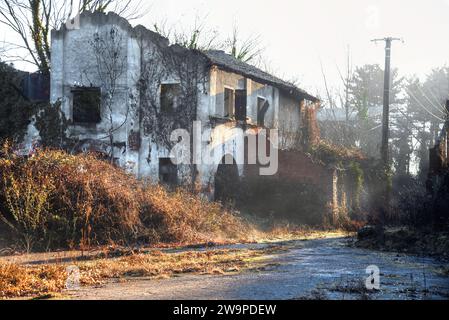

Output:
xmin=2 ymin=0 xmax=449 ymax=97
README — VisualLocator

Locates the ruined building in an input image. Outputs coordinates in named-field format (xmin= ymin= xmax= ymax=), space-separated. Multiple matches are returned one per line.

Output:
xmin=42 ymin=11 xmax=360 ymax=223
xmin=49 ymin=12 xmax=316 ymax=188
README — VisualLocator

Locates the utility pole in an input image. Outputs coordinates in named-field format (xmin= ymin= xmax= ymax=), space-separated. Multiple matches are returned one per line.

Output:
xmin=371 ymin=37 xmax=402 ymax=223
xmin=371 ymin=37 xmax=402 ymax=169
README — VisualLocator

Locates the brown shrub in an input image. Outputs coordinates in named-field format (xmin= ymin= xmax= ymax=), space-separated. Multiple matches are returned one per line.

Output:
xmin=141 ymin=186 xmax=249 ymax=244
xmin=0 ymin=143 xmax=250 ymax=250
xmin=0 ymin=144 xmax=142 ymax=250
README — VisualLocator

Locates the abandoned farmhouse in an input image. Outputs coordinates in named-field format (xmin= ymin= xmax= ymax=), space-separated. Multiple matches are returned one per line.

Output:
xmin=18 ymin=11 xmax=364 ymax=223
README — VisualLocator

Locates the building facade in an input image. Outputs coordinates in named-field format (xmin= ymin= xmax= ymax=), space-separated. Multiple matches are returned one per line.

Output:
xmin=49 ymin=12 xmax=320 ymax=199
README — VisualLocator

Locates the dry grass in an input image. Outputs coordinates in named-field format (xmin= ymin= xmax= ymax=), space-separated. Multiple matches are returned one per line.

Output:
xmin=263 ymin=228 xmax=352 ymax=242
xmin=0 ymin=263 xmax=67 ymax=299
xmin=0 ymin=247 xmax=272 ymax=299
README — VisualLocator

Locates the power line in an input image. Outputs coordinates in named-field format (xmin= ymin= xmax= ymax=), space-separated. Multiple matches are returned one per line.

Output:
xmin=406 ymin=87 xmax=446 ymax=122
xmin=415 ymin=85 xmax=447 ymax=117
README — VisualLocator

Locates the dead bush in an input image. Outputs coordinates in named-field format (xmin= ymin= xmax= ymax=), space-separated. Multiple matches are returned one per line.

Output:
xmin=0 ymin=156 xmax=55 ymax=251
xmin=0 ymin=144 xmax=142 ymax=250
xmin=140 ymin=186 xmax=249 ymax=244
xmin=0 ymin=143 xmax=250 ymax=250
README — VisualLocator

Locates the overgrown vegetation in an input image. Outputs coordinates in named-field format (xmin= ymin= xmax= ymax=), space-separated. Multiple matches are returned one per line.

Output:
xmin=0 ymin=62 xmax=36 ymax=143
xmin=34 ymin=101 xmax=69 ymax=149
xmin=0 ymin=143 xmax=249 ymax=252
xmin=309 ymin=140 xmax=365 ymax=165
xmin=356 ymin=174 xmax=449 ymax=255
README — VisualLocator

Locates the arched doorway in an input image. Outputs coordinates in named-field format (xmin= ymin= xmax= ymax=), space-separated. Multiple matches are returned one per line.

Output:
xmin=215 ymin=154 xmax=239 ymax=202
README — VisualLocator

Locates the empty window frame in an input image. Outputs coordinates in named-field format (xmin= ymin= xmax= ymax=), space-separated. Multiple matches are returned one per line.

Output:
xmin=72 ymin=87 xmax=101 ymax=124
xmin=235 ymin=89 xmax=247 ymax=121
xmin=224 ymin=87 xmax=235 ymax=118
xmin=159 ymin=158 xmax=178 ymax=185
xmin=160 ymin=83 xmax=181 ymax=113
xmin=257 ymin=97 xmax=269 ymax=127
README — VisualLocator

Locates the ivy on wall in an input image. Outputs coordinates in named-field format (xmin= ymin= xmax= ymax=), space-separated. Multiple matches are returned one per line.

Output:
xmin=34 ymin=101 xmax=69 ymax=148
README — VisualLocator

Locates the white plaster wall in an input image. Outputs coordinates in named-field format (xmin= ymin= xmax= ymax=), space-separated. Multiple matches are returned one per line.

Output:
xmin=51 ymin=16 xmax=140 ymax=170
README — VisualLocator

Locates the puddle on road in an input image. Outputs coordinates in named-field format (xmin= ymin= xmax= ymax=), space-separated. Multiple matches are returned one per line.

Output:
xmin=171 ymin=237 xmax=449 ymax=300
xmin=278 ymin=238 xmax=449 ymax=300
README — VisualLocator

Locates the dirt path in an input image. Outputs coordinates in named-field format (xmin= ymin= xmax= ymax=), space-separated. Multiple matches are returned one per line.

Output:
xmin=68 ymin=238 xmax=449 ymax=300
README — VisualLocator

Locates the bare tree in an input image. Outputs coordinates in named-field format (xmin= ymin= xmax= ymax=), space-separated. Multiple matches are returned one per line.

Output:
xmin=319 ymin=49 xmax=358 ymax=147
xmin=0 ymin=0 xmax=148 ymax=74
xmin=90 ymin=26 xmax=129 ymax=162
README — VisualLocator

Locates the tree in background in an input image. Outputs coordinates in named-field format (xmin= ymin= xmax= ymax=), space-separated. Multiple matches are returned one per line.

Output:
xmin=348 ymin=64 xmax=404 ymax=159
xmin=319 ymin=49 xmax=357 ymax=147
xmin=152 ymin=16 xmax=221 ymax=51
xmin=225 ymin=25 xmax=263 ymax=64
xmin=0 ymin=0 xmax=147 ymax=74
xmin=319 ymin=63 xmax=403 ymax=159
xmin=402 ymin=67 xmax=448 ymax=179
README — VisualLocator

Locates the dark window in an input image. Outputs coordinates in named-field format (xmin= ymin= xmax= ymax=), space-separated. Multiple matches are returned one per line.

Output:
xmin=235 ymin=90 xmax=247 ymax=121
xmin=257 ymin=97 xmax=269 ymax=127
xmin=224 ymin=88 xmax=235 ymax=118
xmin=72 ymin=87 xmax=101 ymax=124
xmin=159 ymin=158 xmax=178 ymax=185
xmin=21 ymin=72 xmax=50 ymax=102
xmin=160 ymin=84 xmax=181 ymax=113
xmin=215 ymin=155 xmax=239 ymax=202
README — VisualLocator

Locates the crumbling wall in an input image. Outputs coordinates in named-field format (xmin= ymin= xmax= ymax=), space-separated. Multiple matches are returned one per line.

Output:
xmin=50 ymin=11 xmax=208 ymax=186
xmin=196 ymin=68 xmax=283 ymax=197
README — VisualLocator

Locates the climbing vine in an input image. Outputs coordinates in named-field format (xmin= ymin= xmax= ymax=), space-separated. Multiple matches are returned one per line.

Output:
xmin=34 ymin=101 xmax=69 ymax=149
xmin=138 ymin=44 xmax=209 ymax=151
